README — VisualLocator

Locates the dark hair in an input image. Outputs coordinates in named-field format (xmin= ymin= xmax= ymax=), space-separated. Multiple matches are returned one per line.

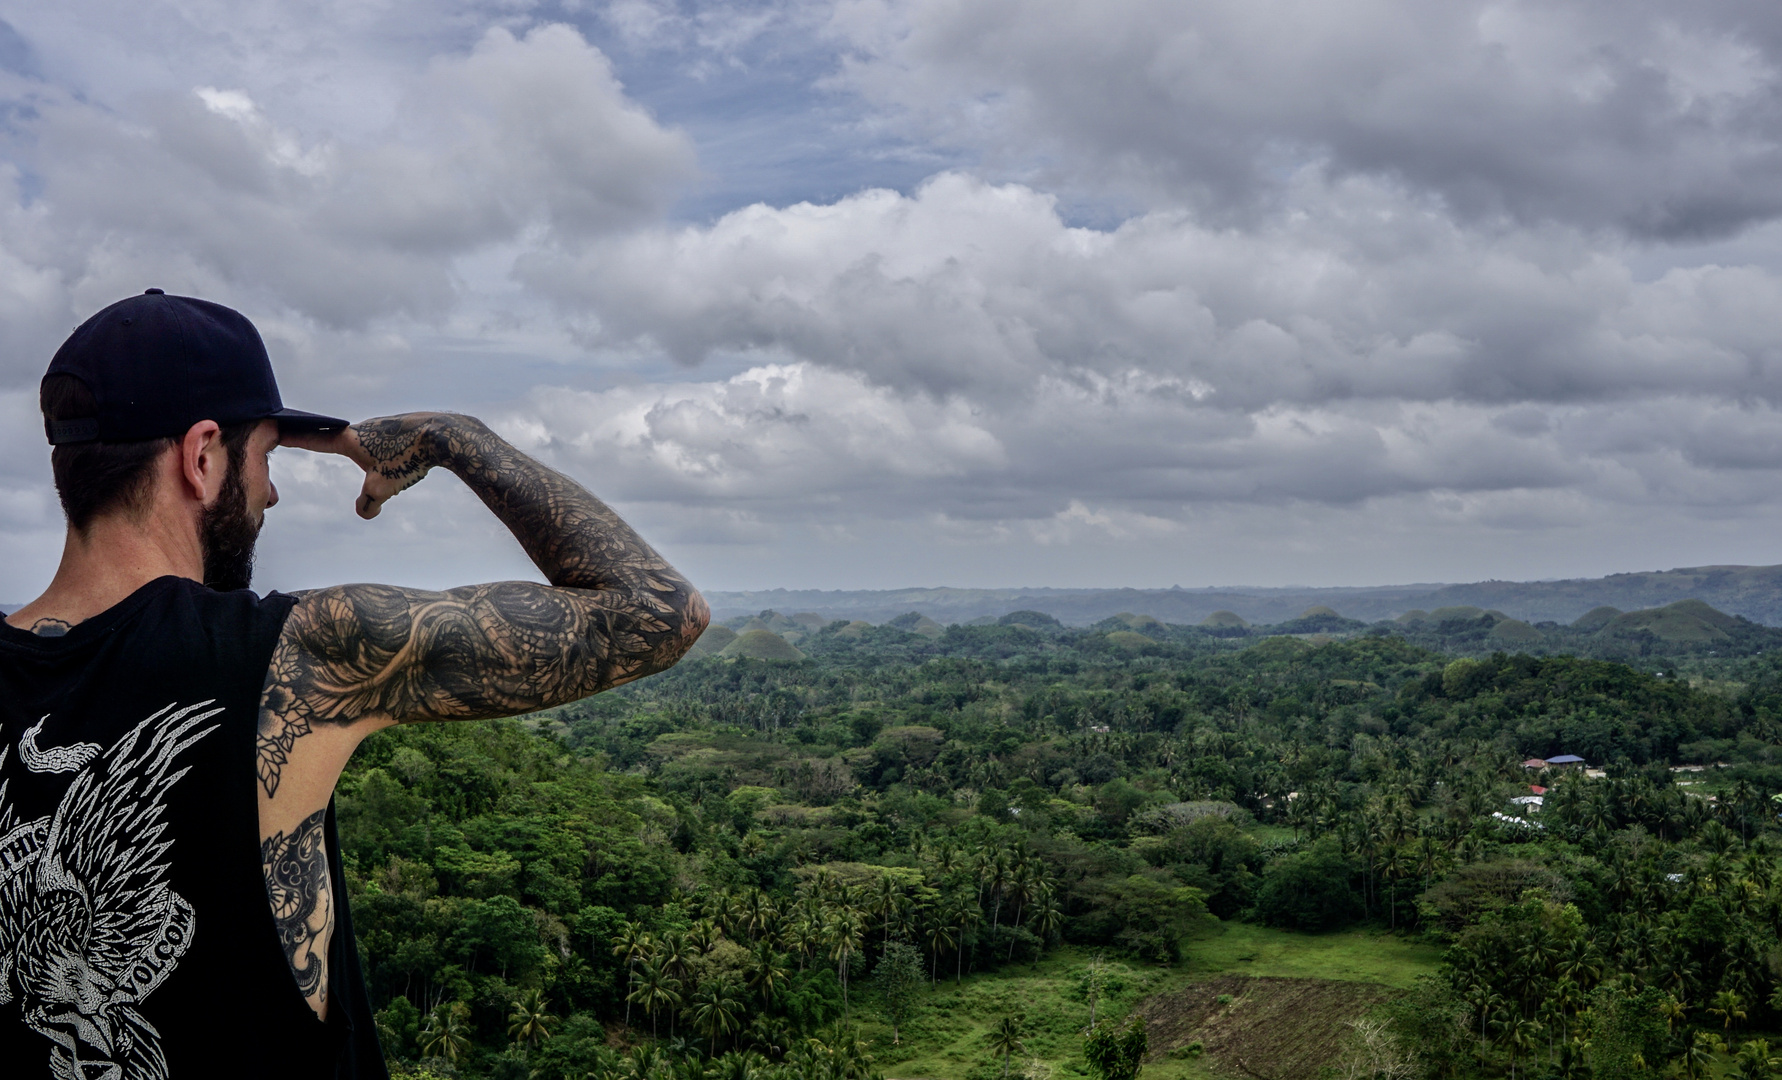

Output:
xmin=41 ymin=374 xmax=257 ymax=531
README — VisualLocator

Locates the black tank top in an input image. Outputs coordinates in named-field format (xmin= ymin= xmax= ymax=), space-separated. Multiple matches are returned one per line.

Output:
xmin=0 ymin=576 xmax=385 ymax=1078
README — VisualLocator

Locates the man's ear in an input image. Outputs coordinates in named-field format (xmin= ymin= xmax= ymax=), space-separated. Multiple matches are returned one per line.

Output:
xmin=178 ymin=420 xmax=226 ymax=506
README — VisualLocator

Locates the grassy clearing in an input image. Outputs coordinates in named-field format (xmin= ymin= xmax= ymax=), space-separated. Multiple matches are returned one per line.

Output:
xmin=1241 ymin=824 xmax=1297 ymax=845
xmin=1184 ymin=921 xmax=1442 ymax=989
xmin=867 ymin=924 xmax=1442 ymax=1080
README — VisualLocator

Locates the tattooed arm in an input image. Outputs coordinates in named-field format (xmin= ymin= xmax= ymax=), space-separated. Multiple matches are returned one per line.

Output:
xmin=262 ymin=809 xmax=333 ymax=1012
xmin=256 ymin=412 xmax=707 ymax=1015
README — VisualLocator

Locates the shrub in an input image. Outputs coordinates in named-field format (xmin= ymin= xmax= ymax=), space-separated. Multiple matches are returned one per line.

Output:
xmin=1252 ymin=842 xmax=1363 ymax=931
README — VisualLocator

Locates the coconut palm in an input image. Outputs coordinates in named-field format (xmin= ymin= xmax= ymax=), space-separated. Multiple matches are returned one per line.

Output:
xmin=420 ymin=1002 xmax=473 ymax=1063
xmin=508 ymin=988 xmax=558 ymax=1048
xmin=873 ymin=875 xmax=904 ymax=949
xmin=925 ymin=922 xmax=957 ymax=986
xmin=1005 ymin=866 xmax=1038 ymax=960
xmin=1505 ymin=1018 xmax=1543 ymax=1080
xmin=826 ymin=908 xmax=865 ymax=1017
xmin=949 ymin=900 xmax=982 ymax=985
xmin=614 ymin=922 xmax=652 ymax=1029
xmin=706 ymin=891 xmax=739 ymax=937
xmin=657 ymin=930 xmax=692 ymax=980
xmin=742 ymin=889 xmax=779 ymax=941
xmin=1659 ymin=995 xmax=1688 ymax=1035
xmin=708 ymin=1050 xmax=770 ymax=1080
xmin=987 ymin=1015 xmax=1026 ymax=1080
xmin=618 ymin=1043 xmax=663 ymax=1080
xmin=688 ymin=919 xmax=720 ymax=955
xmin=629 ymin=958 xmax=684 ymax=1039
xmin=1028 ymin=884 xmax=1063 ymax=950
xmin=745 ymin=942 xmax=790 ymax=1007
xmin=1736 ymin=1038 xmax=1780 ymax=1080
xmin=1711 ymin=989 xmax=1748 ymax=1031
xmin=684 ymin=979 xmax=746 ymax=1051
xmin=986 ymin=855 xmax=1012 ymax=937
xmin=1677 ymin=1031 xmax=1724 ymax=1080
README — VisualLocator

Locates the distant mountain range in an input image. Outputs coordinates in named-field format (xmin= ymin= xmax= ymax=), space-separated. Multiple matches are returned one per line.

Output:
xmin=706 ymin=564 xmax=1782 ymax=627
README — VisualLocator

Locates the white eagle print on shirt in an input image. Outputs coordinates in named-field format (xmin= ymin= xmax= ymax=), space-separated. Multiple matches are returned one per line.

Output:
xmin=0 ymin=701 xmax=221 ymax=1080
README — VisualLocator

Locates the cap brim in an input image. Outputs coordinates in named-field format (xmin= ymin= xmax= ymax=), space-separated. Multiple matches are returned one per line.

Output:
xmin=270 ymin=407 xmax=350 ymax=433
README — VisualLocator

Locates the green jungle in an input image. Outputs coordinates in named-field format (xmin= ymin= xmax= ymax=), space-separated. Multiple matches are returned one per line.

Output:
xmin=342 ymin=600 xmax=1782 ymax=1080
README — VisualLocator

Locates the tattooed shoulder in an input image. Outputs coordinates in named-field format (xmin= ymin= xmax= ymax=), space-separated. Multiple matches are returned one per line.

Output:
xmin=262 ymin=807 xmax=333 ymax=1015
xmin=28 ymin=617 xmax=71 ymax=637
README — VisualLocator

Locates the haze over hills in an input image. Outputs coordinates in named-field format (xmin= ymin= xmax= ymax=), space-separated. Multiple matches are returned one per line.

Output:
xmin=707 ymin=563 xmax=1782 ymax=627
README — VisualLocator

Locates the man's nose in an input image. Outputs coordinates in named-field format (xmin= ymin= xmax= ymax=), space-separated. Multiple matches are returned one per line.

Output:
xmin=267 ymin=482 xmax=279 ymax=509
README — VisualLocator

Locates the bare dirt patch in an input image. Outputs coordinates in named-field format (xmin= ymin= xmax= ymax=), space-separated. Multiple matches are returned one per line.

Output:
xmin=1135 ymin=975 xmax=1399 ymax=1080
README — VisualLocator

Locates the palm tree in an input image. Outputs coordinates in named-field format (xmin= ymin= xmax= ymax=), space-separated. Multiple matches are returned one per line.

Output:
xmin=508 ymin=988 xmax=558 ymax=1049
xmin=658 ymin=931 xmax=692 ymax=980
xmin=925 ymin=922 xmax=957 ymax=986
xmin=614 ymin=922 xmax=652 ymax=1029
xmin=1028 ymin=885 xmax=1063 ymax=951
xmin=629 ymin=958 xmax=684 ymax=1039
xmin=873 ymin=875 xmax=904 ymax=949
xmin=1736 ymin=1038 xmax=1780 ymax=1080
xmin=1548 ymin=978 xmax=1585 ymax=1043
xmin=688 ymin=919 xmax=720 ymax=955
xmin=987 ymin=1015 xmax=1026 ymax=1080
xmin=420 ymin=1002 xmax=473 ymax=1063
xmin=745 ymin=942 xmax=790 ymax=1007
xmin=707 ymin=891 xmax=739 ymax=937
xmin=1659 ymin=995 xmax=1688 ymax=1035
xmin=742 ymin=889 xmax=778 ymax=942
xmin=951 ymin=901 xmax=982 ymax=984
xmin=1005 ymin=866 xmax=1038 ymax=960
xmin=783 ymin=916 xmax=820 ymax=972
xmin=1677 ymin=1031 xmax=1724 ymax=1080
xmin=986 ymin=855 xmax=1012 ymax=938
xmin=685 ymin=980 xmax=746 ymax=1051
xmin=1711 ymin=989 xmax=1748 ymax=1032
xmin=709 ymin=1049 xmax=769 ymax=1080
xmin=619 ymin=1043 xmax=662 ymax=1080
xmin=826 ymin=909 xmax=865 ymax=1017
xmin=1505 ymin=1018 xmax=1543 ymax=1080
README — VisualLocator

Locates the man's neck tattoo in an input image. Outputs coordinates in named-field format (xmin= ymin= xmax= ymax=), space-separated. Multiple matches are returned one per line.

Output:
xmin=28 ymin=618 xmax=72 ymax=638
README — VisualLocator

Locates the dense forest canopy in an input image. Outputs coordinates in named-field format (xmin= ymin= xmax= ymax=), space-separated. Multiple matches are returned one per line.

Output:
xmin=341 ymin=607 xmax=1782 ymax=1080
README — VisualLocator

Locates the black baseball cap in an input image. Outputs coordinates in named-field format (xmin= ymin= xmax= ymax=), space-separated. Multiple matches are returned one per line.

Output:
xmin=42 ymin=289 xmax=347 ymax=444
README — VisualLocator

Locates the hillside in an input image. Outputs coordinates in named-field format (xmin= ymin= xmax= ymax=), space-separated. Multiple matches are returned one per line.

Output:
xmin=709 ymin=596 xmax=1782 ymax=662
xmin=706 ymin=564 xmax=1782 ymax=627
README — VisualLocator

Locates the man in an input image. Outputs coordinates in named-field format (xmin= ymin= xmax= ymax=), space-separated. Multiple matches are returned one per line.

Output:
xmin=0 ymin=290 xmax=709 ymax=1077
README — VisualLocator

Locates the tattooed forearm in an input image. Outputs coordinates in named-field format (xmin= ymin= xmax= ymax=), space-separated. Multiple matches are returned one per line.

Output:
xmin=262 ymin=807 xmax=333 ymax=1015
xmin=353 ymin=413 xmax=695 ymax=596
xmin=256 ymin=413 xmax=706 ymax=795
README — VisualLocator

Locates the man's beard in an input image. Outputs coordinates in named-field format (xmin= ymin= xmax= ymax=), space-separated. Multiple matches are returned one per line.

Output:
xmin=200 ymin=461 xmax=260 ymax=592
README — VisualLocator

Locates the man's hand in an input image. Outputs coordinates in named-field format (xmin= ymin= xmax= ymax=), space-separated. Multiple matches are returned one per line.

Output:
xmin=280 ymin=413 xmax=447 ymax=520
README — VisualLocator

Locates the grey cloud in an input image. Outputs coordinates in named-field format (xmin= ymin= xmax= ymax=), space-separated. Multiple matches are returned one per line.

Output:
xmin=487 ymin=363 xmax=1607 ymax=536
xmin=832 ymin=0 xmax=1782 ymax=238
xmin=12 ymin=1 xmax=1782 ymax=599
xmin=0 ymin=22 xmax=692 ymax=354
xmin=522 ymin=171 xmax=1782 ymax=410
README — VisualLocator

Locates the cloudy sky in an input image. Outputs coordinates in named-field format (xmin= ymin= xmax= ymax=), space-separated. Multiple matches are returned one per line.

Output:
xmin=6 ymin=1 xmax=1782 ymax=597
